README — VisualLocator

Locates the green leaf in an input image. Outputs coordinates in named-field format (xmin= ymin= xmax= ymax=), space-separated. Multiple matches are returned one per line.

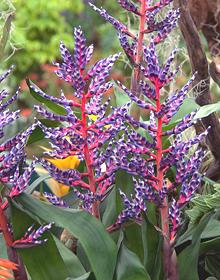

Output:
xmin=27 ymin=79 xmax=67 ymax=115
xmin=14 ymin=193 xmax=117 ymax=280
xmin=115 ymin=169 xmax=133 ymax=196
xmin=0 ymin=235 xmax=8 ymax=259
xmin=27 ymin=119 xmax=60 ymax=145
xmin=66 ymin=272 xmax=92 ymax=280
xmin=142 ymin=212 xmax=162 ymax=280
xmin=176 ymin=218 xmax=220 ymax=247
xmin=27 ymin=126 xmax=45 ymax=145
xmin=53 ymin=236 xmax=86 ymax=278
xmin=200 ymin=237 xmax=220 ymax=255
xmin=171 ymin=98 xmax=199 ymax=123
xmin=178 ymin=212 xmax=213 ymax=280
xmin=205 ymin=255 xmax=220 ymax=279
xmin=194 ymin=102 xmax=220 ymax=119
xmin=102 ymin=187 xmax=120 ymax=228
xmin=10 ymin=200 xmax=70 ymax=280
xmin=115 ymin=243 xmax=151 ymax=280
xmin=25 ymin=174 xmax=51 ymax=194
xmin=0 ymin=13 xmax=14 ymax=60
xmin=114 ymin=85 xmax=130 ymax=107
xmin=124 ymin=223 xmax=144 ymax=262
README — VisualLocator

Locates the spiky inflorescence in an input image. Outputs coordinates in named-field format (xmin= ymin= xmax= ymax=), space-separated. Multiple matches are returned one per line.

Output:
xmin=0 ymin=66 xmax=38 ymax=184
xmin=34 ymin=27 xmax=126 ymax=215
xmin=109 ymin=38 xmax=207 ymax=238
xmin=0 ymin=68 xmax=51 ymax=252
xmin=90 ymin=0 xmax=207 ymax=241
xmin=12 ymin=223 xmax=53 ymax=248
xmin=29 ymin=1 xmax=207 ymax=244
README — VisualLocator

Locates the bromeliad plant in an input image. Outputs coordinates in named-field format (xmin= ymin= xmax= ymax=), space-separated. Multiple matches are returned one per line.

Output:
xmin=32 ymin=26 xmax=127 ymax=218
xmin=2 ymin=1 xmax=220 ymax=280
xmin=88 ymin=0 xmax=207 ymax=278
xmin=26 ymin=0 xmax=207 ymax=278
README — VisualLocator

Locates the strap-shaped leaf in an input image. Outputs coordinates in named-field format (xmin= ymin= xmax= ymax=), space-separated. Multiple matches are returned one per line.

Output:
xmin=177 ymin=212 xmax=213 ymax=280
xmin=10 ymin=200 xmax=70 ymax=280
xmin=26 ymin=79 xmax=67 ymax=115
xmin=14 ymin=193 xmax=117 ymax=280
xmin=115 ymin=243 xmax=151 ymax=280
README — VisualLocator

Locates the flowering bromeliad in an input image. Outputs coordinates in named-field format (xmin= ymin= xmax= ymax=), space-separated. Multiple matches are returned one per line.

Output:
xmin=32 ymin=26 xmax=128 ymax=218
xmin=25 ymin=1 xmax=208 ymax=278
xmin=90 ymin=0 xmax=208 ymax=278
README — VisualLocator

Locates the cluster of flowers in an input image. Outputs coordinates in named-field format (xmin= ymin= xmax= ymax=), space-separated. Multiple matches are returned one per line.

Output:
xmin=87 ymin=0 xmax=206 ymax=240
xmin=0 ymin=67 xmax=51 ymax=247
xmin=30 ymin=26 xmax=130 ymax=216
xmin=0 ymin=0 xmax=208 ymax=246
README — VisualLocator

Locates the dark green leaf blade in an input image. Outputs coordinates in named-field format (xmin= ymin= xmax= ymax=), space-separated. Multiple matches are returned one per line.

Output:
xmin=115 ymin=243 xmax=151 ymax=280
xmin=178 ymin=212 xmax=213 ymax=280
xmin=15 ymin=193 xmax=117 ymax=280
xmin=26 ymin=79 xmax=67 ymax=115
xmin=53 ymin=236 xmax=86 ymax=278
xmin=10 ymin=199 xmax=70 ymax=280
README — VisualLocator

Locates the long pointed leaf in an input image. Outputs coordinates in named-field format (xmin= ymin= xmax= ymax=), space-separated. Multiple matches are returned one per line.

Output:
xmin=14 ymin=193 xmax=117 ymax=280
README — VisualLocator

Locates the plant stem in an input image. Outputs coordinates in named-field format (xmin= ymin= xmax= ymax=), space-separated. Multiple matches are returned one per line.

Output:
xmin=81 ymin=93 xmax=100 ymax=219
xmin=0 ymin=203 xmax=13 ymax=247
xmin=154 ymin=79 xmax=175 ymax=279
xmin=0 ymin=199 xmax=28 ymax=280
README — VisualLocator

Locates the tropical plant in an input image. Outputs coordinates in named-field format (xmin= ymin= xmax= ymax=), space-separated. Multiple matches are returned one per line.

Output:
xmin=1 ymin=1 xmax=220 ymax=280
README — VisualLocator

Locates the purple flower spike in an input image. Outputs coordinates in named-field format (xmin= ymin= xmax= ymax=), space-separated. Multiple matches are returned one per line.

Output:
xmin=38 ymin=158 xmax=87 ymax=189
xmin=85 ymin=44 xmax=94 ymax=64
xmin=12 ymin=223 xmax=53 ymax=249
xmin=159 ymin=49 xmax=177 ymax=82
xmin=118 ymin=0 xmax=140 ymax=15
xmin=154 ymin=9 xmax=180 ymax=43
xmin=74 ymin=26 xmax=87 ymax=71
xmin=0 ymin=65 xmax=15 ymax=83
xmin=29 ymin=82 xmax=78 ymax=107
xmin=89 ymin=3 xmax=130 ymax=36
xmin=9 ymin=161 xmax=36 ymax=198
xmin=169 ymin=199 xmax=181 ymax=240
xmin=59 ymin=41 xmax=75 ymax=69
xmin=142 ymin=39 xmax=160 ymax=80
xmin=159 ymin=74 xmax=196 ymax=122
xmin=87 ymin=53 xmax=121 ymax=79
xmin=117 ymin=81 xmax=156 ymax=111
xmin=44 ymin=192 xmax=68 ymax=208
xmin=118 ymin=33 xmax=136 ymax=62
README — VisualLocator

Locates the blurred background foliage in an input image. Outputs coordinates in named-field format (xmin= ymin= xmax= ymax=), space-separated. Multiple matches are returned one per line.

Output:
xmin=0 ymin=0 xmax=129 ymax=117
xmin=4 ymin=0 xmax=124 ymax=79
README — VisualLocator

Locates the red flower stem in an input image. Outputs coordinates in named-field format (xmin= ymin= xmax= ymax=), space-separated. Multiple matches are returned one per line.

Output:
xmin=0 ymin=203 xmax=13 ymax=247
xmin=155 ymin=79 xmax=177 ymax=278
xmin=81 ymin=93 xmax=100 ymax=219
xmin=0 ymin=198 xmax=28 ymax=280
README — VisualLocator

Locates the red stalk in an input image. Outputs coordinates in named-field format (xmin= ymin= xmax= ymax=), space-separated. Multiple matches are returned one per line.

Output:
xmin=81 ymin=93 xmax=100 ymax=219
xmin=154 ymin=79 xmax=177 ymax=279
xmin=0 ymin=204 xmax=13 ymax=247
xmin=0 ymin=199 xmax=28 ymax=280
